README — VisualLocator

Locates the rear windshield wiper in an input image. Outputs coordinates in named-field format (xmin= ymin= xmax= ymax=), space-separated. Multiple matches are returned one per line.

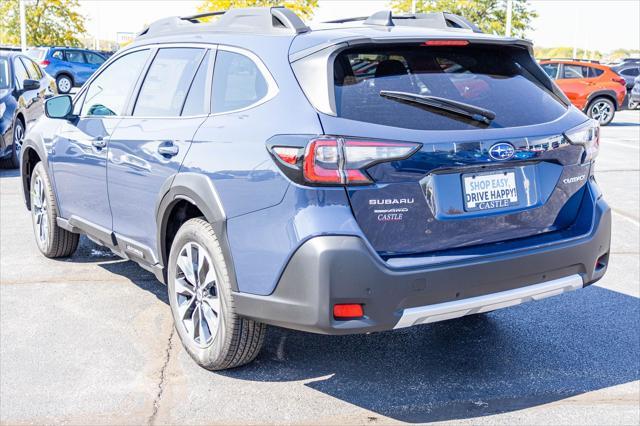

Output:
xmin=379 ymin=90 xmax=496 ymax=125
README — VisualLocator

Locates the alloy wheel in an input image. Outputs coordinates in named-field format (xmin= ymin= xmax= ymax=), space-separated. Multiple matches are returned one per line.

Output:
xmin=14 ymin=122 xmax=24 ymax=153
xmin=32 ymin=175 xmax=49 ymax=245
xmin=173 ymin=242 xmax=221 ymax=348
xmin=590 ymin=101 xmax=612 ymax=124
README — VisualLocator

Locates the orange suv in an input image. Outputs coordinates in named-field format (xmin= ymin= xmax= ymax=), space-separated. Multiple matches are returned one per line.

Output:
xmin=539 ymin=59 xmax=626 ymax=125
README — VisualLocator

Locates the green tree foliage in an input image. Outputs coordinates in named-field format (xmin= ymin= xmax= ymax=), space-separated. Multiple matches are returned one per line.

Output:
xmin=198 ymin=0 xmax=318 ymax=21
xmin=390 ymin=0 xmax=536 ymax=38
xmin=0 ymin=0 xmax=86 ymax=47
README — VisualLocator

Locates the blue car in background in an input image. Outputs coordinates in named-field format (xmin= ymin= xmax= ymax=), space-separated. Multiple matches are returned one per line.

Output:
xmin=27 ymin=47 xmax=107 ymax=94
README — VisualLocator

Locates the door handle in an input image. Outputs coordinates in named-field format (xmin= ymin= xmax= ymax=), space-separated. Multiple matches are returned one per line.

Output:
xmin=158 ymin=143 xmax=179 ymax=157
xmin=91 ymin=137 xmax=106 ymax=149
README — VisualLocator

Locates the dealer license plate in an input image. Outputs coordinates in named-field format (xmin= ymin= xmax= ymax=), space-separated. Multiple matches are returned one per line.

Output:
xmin=463 ymin=170 xmax=518 ymax=211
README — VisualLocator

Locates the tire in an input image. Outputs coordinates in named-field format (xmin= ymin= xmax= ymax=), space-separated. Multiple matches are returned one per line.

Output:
xmin=56 ymin=74 xmax=73 ymax=94
xmin=0 ymin=118 xmax=24 ymax=169
xmin=587 ymin=97 xmax=615 ymax=126
xmin=168 ymin=218 xmax=266 ymax=370
xmin=30 ymin=162 xmax=79 ymax=258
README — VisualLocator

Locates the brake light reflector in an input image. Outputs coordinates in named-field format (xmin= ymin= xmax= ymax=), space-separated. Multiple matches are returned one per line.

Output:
xmin=422 ymin=40 xmax=469 ymax=46
xmin=333 ymin=304 xmax=364 ymax=319
xmin=612 ymin=76 xmax=626 ymax=86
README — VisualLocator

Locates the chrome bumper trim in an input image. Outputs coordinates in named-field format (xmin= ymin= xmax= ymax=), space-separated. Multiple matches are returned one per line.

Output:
xmin=394 ymin=274 xmax=584 ymax=329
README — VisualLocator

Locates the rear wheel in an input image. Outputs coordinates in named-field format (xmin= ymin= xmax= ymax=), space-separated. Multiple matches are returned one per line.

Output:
xmin=0 ymin=118 xmax=24 ymax=169
xmin=587 ymin=97 xmax=615 ymax=126
xmin=56 ymin=74 xmax=73 ymax=94
xmin=168 ymin=218 xmax=266 ymax=370
xmin=30 ymin=162 xmax=79 ymax=257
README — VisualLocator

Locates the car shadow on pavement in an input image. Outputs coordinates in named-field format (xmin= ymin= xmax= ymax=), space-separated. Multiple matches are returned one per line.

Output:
xmin=607 ymin=121 xmax=640 ymax=127
xmin=220 ymin=285 xmax=639 ymax=423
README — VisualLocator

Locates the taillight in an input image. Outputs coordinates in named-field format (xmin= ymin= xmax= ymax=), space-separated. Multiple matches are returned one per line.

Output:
xmin=565 ymin=119 xmax=600 ymax=163
xmin=612 ymin=76 xmax=626 ymax=86
xmin=40 ymin=60 xmax=50 ymax=67
xmin=269 ymin=136 xmax=420 ymax=185
xmin=269 ymin=136 xmax=420 ymax=186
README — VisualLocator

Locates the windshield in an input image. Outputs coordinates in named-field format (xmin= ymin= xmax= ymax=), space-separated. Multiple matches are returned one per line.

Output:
xmin=333 ymin=44 xmax=567 ymax=131
xmin=0 ymin=58 xmax=10 ymax=89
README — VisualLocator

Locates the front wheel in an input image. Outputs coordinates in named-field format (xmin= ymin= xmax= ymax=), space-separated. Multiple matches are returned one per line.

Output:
xmin=168 ymin=218 xmax=266 ymax=370
xmin=587 ymin=97 xmax=615 ymax=126
xmin=30 ymin=162 xmax=79 ymax=257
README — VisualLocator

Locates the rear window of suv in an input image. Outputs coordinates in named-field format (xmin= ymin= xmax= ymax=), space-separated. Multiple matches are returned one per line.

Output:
xmin=333 ymin=44 xmax=567 ymax=131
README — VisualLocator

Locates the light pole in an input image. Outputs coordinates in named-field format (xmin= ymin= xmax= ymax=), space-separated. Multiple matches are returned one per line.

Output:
xmin=505 ymin=0 xmax=513 ymax=37
xmin=19 ymin=0 xmax=27 ymax=52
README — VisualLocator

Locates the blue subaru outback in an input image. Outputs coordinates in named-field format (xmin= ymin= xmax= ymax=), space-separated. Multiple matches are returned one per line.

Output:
xmin=20 ymin=8 xmax=611 ymax=370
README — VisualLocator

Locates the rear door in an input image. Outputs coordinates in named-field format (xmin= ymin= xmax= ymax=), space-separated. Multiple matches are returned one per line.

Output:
xmin=106 ymin=46 xmax=211 ymax=257
xmin=316 ymin=43 xmax=588 ymax=256
xmin=64 ymin=50 xmax=92 ymax=84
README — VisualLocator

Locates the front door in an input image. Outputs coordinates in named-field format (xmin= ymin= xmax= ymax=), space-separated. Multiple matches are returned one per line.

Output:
xmin=51 ymin=49 xmax=151 ymax=231
xmin=107 ymin=47 xmax=212 ymax=258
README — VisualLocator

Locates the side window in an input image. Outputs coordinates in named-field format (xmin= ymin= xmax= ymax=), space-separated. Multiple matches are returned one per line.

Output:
xmin=211 ymin=50 xmax=269 ymax=113
xmin=590 ymin=67 xmax=604 ymax=77
xmin=562 ymin=64 xmax=586 ymax=79
xmin=133 ymin=48 xmax=204 ymax=117
xmin=66 ymin=50 xmax=85 ymax=63
xmin=181 ymin=50 xmax=212 ymax=116
xmin=621 ymin=68 xmax=639 ymax=76
xmin=13 ymin=59 xmax=29 ymax=89
xmin=541 ymin=63 xmax=559 ymax=79
xmin=52 ymin=50 xmax=63 ymax=60
xmin=20 ymin=57 xmax=42 ymax=79
xmin=82 ymin=49 xmax=149 ymax=117
xmin=85 ymin=52 xmax=105 ymax=65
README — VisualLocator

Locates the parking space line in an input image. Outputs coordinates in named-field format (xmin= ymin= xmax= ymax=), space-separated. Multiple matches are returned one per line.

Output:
xmin=612 ymin=208 xmax=640 ymax=227
xmin=604 ymin=140 xmax=640 ymax=150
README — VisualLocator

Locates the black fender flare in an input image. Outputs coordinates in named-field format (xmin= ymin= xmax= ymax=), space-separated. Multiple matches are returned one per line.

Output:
xmin=155 ymin=173 xmax=238 ymax=290
xmin=586 ymin=90 xmax=619 ymax=110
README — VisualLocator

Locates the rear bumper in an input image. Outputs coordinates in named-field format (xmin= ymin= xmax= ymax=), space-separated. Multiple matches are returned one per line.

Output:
xmin=234 ymin=195 xmax=611 ymax=335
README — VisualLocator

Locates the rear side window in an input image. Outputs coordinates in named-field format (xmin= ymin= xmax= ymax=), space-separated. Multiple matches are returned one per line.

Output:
xmin=562 ymin=64 xmax=589 ymax=79
xmin=211 ymin=50 xmax=268 ymax=113
xmin=66 ymin=51 xmax=85 ymax=63
xmin=588 ymin=67 xmax=604 ymax=77
xmin=52 ymin=50 xmax=63 ymax=60
xmin=82 ymin=49 xmax=149 ymax=116
xmin=85 ymin=52 xmax=105 ymax=65
xmin=333 ymin=45 xmax=567 ymax=131
xmin=181 ymin=50 xmax=212 ymax=116
xmin=133 ymin=48 xmax=205 ymax=117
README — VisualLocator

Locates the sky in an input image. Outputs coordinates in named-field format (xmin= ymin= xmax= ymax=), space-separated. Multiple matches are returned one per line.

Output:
xmin=78 ymin=0 xmax=640 ymax=52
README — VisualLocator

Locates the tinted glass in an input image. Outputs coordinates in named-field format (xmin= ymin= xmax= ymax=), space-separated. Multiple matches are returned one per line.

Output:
xmin=52 ymin=50 xmax=63 ymax=60
xmin=133 ymin=48 xmax=204 ymax=117
xmin=85 ymin=52 xmax=105 ymax=65
xmin=541 ymin=63 xmax=559 ymax=79
xmin=590 ymin=67 xmax=604 ymax=77
xmin=181 ymin=50 xmax=211 ymax=116
xmin=334 ymin=45 xmax=567 ymax=131
xmin=211 ymin=50 xmax=268 ymax=113
xmin=21 ymin=57 xmax=42 ymax=79
xmin=13 ymin=59 xmax=29 ymax=89
xmin=563 ymin=65 xmax=587 ymax=79
xmin=82 ymin=50 xmax=149 ymax=116
xmin=621 ymin=68 xmax=639 ymax=76
xmin=66 ymin=51 xmax=85 ymax=63
xmin=0 ymin=58 xmax=9 ymax=89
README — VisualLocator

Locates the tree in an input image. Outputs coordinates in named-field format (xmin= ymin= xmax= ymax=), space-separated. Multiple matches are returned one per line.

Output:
xmin=0 ymin=0 xmax=86 ymax=47
xmin=198 ymin=0 xmax=318 ymax=21
xmin=390 ymin=0 xmax=537 ymax=38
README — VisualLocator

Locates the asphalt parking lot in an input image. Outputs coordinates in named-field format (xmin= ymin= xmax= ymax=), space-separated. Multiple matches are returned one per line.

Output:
xmin=1 ymin=111 xmax=638 ymax=425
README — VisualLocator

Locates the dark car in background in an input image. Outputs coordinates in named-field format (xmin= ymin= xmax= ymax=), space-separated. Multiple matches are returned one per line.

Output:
xmin=630 ymin=75 xmax=640 ymax=109
xmin=0 ymin=50 xmax=54 ymax=168
xmin=611 ymin=58 xmax=640 ymax=90
xmin=27 ymin=47 xmax=107 ymax=94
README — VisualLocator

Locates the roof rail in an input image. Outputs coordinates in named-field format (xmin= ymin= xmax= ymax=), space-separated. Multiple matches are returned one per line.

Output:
xmin=137 ymin=7 xmax=310 ymax=38
xmin=323 ymin=10 xmax=482 ymax=33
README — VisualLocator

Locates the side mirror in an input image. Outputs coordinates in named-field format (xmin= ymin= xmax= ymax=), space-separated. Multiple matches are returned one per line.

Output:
xmin=45 ymin=95 xmax=74 ymax=120
xmin=23 ymin=79 xmax=40 ymax=91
